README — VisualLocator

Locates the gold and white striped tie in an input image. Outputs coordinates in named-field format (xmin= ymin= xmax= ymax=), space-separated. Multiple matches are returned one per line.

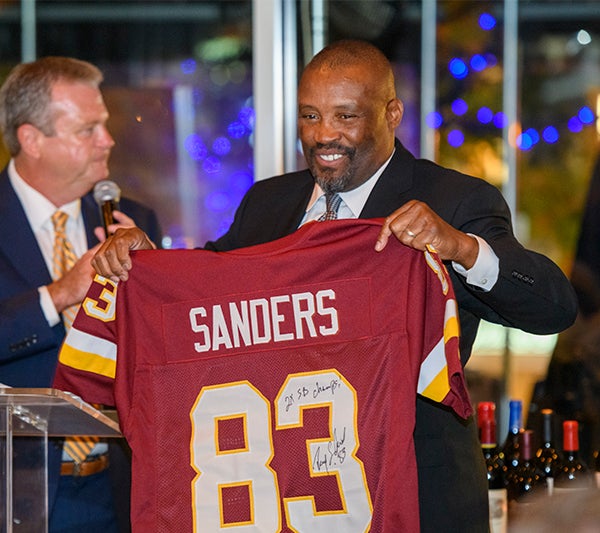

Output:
xmin=51 ymin=210 xmax=79 ymax=330
xmin=51 ymin=210 xmax=99 ymax=463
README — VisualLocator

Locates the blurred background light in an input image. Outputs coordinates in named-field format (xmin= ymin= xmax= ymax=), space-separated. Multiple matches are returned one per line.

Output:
xmin=477 ymin=107 xmax=494 ymax=124
xmin=542 ymin=126 xmax=559 ymax=144
xmin=479 ymin=13 xmax=496 ymax=31
xmin=447 ymin=129 xmax=465 ymax=147
xmin=426 ymin=111 xmax=443 ymax=128
xmin=449 ymin=57 xmax=468 ymax=79
xmin=451 ymin=98 xmax=468 ymax=116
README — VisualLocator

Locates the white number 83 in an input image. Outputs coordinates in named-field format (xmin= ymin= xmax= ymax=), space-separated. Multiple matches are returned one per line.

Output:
xmin=190 ymin=370 xmax=373 ymax=532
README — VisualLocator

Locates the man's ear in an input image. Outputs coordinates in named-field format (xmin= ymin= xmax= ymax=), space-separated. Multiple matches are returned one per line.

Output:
xmin=386 ymin=98 xmax=404 ymax=130
xmin=16 ymin=123 xmax=44 ymax=158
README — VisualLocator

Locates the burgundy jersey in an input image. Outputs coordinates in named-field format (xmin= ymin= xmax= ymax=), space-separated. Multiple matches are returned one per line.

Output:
xmin=54 ymin=218 xmax=471 ymax=532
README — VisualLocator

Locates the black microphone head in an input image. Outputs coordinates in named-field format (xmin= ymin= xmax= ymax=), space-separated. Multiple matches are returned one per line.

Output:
xmin=93 ymin=180 xmax=121 ymax=205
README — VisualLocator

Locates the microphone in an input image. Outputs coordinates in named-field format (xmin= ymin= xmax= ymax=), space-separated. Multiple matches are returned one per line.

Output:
xmin=93 ymin=180 xmax=121 ymax=237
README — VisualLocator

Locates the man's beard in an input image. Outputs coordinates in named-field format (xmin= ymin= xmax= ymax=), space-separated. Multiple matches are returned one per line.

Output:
xmin=314 ymin=167 xmax=353 ymax=195
xmin=307 ymin=143 xmax=356 ymax=194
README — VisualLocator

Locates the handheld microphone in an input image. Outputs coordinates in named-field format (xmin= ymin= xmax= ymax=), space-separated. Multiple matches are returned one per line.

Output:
xmin=93 ymin=180 xmax=121 ymax=237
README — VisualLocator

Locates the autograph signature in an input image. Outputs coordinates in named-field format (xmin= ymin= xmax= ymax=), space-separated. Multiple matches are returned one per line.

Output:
xmin=312 ymin=426 xmax=347 ymax=473
xmin=283 ymin=378 xmax=342 ymax=413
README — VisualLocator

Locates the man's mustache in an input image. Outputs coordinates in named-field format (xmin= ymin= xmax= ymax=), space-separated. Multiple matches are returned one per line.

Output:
xmin=309 ymin=143 xmax=355 ymax=157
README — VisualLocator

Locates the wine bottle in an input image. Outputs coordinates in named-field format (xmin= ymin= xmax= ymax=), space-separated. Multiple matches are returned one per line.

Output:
xmin=535 ymin=408 xmax=559 ymax=495
xmin=500 ymin=399 xmax=523 ymax=473
xmin=554 ymin=420 xmax=593 ymax=493
xmin=506 ymin=429 xmax=542 ymax=503
xmin=478 ymin=402 xmax=507 ymax=533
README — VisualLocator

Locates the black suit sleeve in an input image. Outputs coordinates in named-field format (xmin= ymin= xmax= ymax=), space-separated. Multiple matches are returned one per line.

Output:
xmin=447 ymin=177 xmax=577 ymax=334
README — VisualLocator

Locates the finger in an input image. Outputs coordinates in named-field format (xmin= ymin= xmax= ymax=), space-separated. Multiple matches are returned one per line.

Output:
xmin=375 ymin=222 xmax=393 ymax=252
xmin=91 ymin=253 xmax=126 ymax=283
xmin=91 ymin=238 xmax=131 ymax=282
xmin=94 ymin=226 xmax=107 ymax=243
xmin=111 ymin=210 xmax=136 ymax=227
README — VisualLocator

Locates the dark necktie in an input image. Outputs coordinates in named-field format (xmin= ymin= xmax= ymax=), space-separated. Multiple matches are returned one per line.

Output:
xmin=318 ymin=193 xmax=342 ymax=221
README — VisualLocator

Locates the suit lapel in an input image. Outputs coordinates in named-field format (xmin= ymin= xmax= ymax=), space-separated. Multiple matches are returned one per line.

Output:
xmin=360 ymin=141 xmax=416 ymax=219
xmin=280 ymin=175 xmax=315 ymax=236
xmin=0 ymin=169 xmax=52 ymax=286
xmin=81 ymin=193 xmax=102 ymax=247
xmin=0 ymin=171 xmax=103 ymax=286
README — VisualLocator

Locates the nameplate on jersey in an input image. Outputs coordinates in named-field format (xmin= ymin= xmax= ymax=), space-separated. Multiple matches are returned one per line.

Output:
xmin=162 ymin=279 xmax=372 ymax=362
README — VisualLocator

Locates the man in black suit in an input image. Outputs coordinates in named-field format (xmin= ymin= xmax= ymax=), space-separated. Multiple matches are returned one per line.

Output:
xmin=0 ymin=57 xmax=161 ymax=532
xmin=92 ymin=40 xmax=577 ymax=532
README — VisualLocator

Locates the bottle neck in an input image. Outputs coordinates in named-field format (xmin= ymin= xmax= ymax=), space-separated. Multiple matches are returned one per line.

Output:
xmin=563 ymin=420 xmax=580 ymax=453
xmin=520 ymin=429 xmax=534 ymax=462
xmin=508 ymin=400 xmax=522 ymax=432
xmin=480 ymin=420 xmax=497 ymax=446
xmin=541 ymin=408 xmax=554 ymax=446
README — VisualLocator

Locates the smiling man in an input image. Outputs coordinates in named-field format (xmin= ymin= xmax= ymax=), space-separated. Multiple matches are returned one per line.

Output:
xmin=91 ymin=40 xmax=577 ymax=532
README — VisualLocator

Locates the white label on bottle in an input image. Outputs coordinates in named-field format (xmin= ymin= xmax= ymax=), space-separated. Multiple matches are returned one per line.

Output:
xmin=488 ymin=488 xmax=508 ymax=533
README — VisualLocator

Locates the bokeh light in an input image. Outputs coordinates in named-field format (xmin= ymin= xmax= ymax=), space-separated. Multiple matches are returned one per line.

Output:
xmin=542 ymin=126 xmax=559 ymax=144
xmin=477 ymin=107 xmax=494 ymax=124
xmin=451 ymin=98 xmax=468 ymax=116
xmin=470 ymin=54 xmax=487 ymax=72
xmin=447 ymin=129 xmax=465 ymax=147
xmin=426 ymin=111 xmax=443 ymax=128
xmin=479 ymin=13 xmax=496 ymax=31
xmin=449 ymin=58 xmax=468 ymax=79
xmin=212 ymin=136 xmax=231 ymax=156
xmin=184 ymin=134 xmax=208 ymax=161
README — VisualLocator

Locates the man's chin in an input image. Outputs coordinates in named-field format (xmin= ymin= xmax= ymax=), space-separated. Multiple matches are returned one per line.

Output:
xmin=314 ymin=174 xmax=349 ymax=194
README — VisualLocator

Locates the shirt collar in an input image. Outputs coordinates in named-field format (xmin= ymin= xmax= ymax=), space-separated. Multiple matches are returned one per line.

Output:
xmin=305 ymin=148 xmax=395 ymax=217
xmin=8 ymin=159 xmax=82 ymax=231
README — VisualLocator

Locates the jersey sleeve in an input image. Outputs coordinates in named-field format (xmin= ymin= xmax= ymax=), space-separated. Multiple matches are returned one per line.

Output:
xmin=416 ymin=246 xmax=472 ymax=419
xmin=53 ymin=275 xmax=119 ymax=407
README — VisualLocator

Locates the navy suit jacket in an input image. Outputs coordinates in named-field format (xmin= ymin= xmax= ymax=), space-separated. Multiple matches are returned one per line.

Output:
xmin=0 ymin=167 xmax=161 ymax=515
xmin=0 ymin=168 xmax=161 ymax=386
xmin=207 ymin=140 xmax=577 ymax=531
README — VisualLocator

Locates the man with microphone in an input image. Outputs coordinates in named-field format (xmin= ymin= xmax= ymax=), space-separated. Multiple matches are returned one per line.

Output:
xmin=0 ymin=57 xmax=161 ymax=532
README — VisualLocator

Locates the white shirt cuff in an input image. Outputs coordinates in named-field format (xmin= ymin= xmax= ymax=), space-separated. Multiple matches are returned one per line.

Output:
xmin=452 ymin=234 xmax=499 ymax=291
xmin=38 ymin=286 xmax=61 ymax=327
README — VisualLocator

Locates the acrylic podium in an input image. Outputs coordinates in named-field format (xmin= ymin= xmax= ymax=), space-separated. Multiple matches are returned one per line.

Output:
xmin=0 ymin=388 xmax=122 ymax=533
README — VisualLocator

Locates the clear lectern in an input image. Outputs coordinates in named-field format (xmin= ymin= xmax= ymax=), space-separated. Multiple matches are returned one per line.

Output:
xmin=0 ymin=388 xmax=122 ymax=533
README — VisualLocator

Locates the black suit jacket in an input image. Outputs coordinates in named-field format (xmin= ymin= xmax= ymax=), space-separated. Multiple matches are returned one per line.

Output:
xmin=0 ymin=167 xmax=161 ymax=522
xmin=208 ymin=140 xmax=577 ymax=532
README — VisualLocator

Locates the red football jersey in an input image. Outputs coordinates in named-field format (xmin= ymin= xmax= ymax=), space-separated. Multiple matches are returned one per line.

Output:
xmin=55 ymin=218 xmax=471 ymax=532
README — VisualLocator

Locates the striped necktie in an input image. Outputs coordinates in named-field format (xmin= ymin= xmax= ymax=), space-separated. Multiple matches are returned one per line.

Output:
xmin=51 ymin=210 xmax=99 ymax=463
xmin=318 ymin=193 xmax=342 ymax=221
xmin=51 ymin=210 xmax=79 ymax=330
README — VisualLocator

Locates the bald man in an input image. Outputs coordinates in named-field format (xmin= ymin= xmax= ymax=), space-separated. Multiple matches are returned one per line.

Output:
xmin=91 ymin=40 xmax=576 ymax=532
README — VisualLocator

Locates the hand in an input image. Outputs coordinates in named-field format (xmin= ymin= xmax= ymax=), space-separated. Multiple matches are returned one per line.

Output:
xmin=47 ymin=245 xmax=100 ymax=313
xmin=93 ymin=209 xmax=137 ymax=242
xmin=91 ymin=226 xmax=155 ymax=282
xmin=374 ymin=200 xmax=479 ymax=269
